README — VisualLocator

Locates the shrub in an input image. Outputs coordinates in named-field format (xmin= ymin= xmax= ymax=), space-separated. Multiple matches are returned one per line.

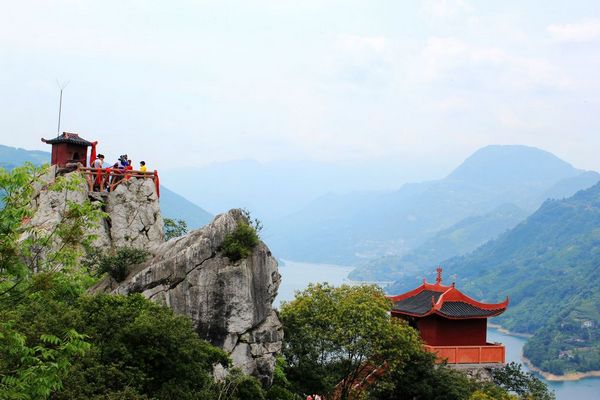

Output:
xmin=94 ymin=247 xmax=149 ymax=282
xmin=220 ymin=222 xmax=260 ymax=262
xmin=164 ymin=218 xmax=188 ymax=240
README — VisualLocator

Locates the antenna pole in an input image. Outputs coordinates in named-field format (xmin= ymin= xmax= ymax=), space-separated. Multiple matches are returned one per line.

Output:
xmin=56 ymin=80 xmax=70 ymax=135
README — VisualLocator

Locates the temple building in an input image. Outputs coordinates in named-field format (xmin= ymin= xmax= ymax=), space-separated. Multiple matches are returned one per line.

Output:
xmin=41 ymin=132 xmax=97 ymax=168
xmin=388 ymin=268 xmax=508 ymax=364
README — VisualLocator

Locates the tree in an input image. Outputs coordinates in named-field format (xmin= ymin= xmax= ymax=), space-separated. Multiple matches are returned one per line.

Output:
xmin=0 ymin=323 xmax=90 ymax=400
xmin=164 ymin=218 xmax=188 ymax=240
xmin=0 ymin=164 xmax=107 ymax=399
xmin=491 ymin=362 xmax=555 ymax=400
xmin=0 ymin=164 xmax=105 ymax=304
xmin=279 ymin=283 xmax=423 ymax=400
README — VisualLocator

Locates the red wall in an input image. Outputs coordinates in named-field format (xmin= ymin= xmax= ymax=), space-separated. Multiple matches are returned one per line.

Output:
xmin=51 ymin=144 xmax=88 ymax=167
xmin=416 ymin=315 xmax=487 ymax=346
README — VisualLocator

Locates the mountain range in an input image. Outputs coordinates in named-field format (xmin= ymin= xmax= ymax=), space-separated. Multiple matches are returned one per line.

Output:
xmin=349 ymin=203 xmax=530 ymax=281
xmin=268 ymin=145 xmax=600 ymax=264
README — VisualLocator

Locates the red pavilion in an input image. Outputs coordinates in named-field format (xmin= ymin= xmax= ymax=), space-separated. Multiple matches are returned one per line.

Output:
xmin=388 ymin=268 xmax=508 ymax=364
xmin=41 ymin=132 xmax=97 ymax=167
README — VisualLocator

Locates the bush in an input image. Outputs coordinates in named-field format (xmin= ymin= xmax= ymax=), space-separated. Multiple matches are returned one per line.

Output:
xmin=220 ymin=222 xmax=260 ymax=262
xmin=94 ymin=247 xmax=149 ymax=282
xmin=164 ymin=218 xmax=188 ymax=240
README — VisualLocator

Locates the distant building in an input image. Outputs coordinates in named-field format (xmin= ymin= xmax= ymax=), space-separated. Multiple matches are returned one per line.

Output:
xmin=388 ymin=267 xmax=509 ymax=364
xmin=41 ymin=132 xmax=96 ymax=167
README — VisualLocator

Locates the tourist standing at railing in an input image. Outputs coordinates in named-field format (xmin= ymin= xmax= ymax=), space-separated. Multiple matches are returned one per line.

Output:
xmin=139 ymin=161 xmax=147 ymax=172
xmin=117 ymin=155 xmax=129 ymax=169
xmin=91 ymin=154 xmax=105 ymax=191
xmin=92 ymin=154 xmax=104 ymax=169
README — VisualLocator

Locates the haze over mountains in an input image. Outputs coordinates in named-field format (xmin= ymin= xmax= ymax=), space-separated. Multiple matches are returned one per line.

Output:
xmin=349 ymin=203 xmax=530 ymax=281
xmin=268 ymin=145 xmax=600 ymax=264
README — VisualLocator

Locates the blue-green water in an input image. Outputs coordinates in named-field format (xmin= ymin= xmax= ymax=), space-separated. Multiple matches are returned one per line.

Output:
xmin=277 ymin=260 xmax=600 ymax=400
xmin=488 ymin=328 xmax=600 ymax=400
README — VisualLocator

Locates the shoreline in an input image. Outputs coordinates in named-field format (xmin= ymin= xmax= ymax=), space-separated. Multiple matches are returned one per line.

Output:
xmin=488 ymin=323 xmax=533 ymax=338
xmin=489 ymin=324 xmax=600 ymax=382
xmin=521 ymin=355 xmax=600 ymax=382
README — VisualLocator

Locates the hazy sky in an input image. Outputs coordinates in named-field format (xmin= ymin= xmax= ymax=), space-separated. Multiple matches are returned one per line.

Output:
xmin=1 ymin=0 xmax=600 ymax=173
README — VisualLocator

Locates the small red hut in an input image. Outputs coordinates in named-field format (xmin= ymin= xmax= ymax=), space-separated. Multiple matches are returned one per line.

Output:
xmin=389 ymin=268 xmax=508 ymax=364
xmin=41 ymin=132 xmax=97 ymax=167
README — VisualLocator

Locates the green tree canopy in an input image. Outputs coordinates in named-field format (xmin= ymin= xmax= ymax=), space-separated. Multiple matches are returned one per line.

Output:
xmin=280 ymin=283 xmax=423 ymax=399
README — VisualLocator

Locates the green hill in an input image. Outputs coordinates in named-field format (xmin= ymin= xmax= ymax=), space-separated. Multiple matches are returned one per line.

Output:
xmin=0 ymin=144 xmax=49 ymax=169
xmin=349 ymin=203 xmax=529 ymax=281
xmin=416 ymin=183 xmax=600 ymax=375
xmin=0 ymin=144 xmax=212 ymax=229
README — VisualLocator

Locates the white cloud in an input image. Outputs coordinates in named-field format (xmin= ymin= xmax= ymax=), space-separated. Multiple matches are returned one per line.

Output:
xmin=422 ymin=0 xmax=472 ymax=19
xmin=413 ymin=36 xmax=572 ymax=90
xmin=548 ymin=20 xmax=600 ymax=42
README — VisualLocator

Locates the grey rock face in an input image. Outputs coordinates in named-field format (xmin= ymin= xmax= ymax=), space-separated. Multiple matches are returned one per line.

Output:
xmin=109 ymin=209 xmax=283 ymax=386
xmin=105 ymin=179 xmax=164 ymax=251
xmin=28 ymin=173 xmax=163 ymax=252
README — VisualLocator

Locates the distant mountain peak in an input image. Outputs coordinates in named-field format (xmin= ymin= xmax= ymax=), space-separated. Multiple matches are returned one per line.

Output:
xmin=447 ymin=145 xmax=580 ymax=184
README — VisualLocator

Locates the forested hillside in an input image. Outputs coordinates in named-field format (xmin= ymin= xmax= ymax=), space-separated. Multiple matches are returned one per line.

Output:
xmin=349 ymin=203 xmax=529 ymax=281
xmin=428 ymin=183 xmax=600 ymax=375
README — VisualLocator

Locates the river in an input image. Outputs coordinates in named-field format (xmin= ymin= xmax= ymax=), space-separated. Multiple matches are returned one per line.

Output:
xmin=276 ymin=260 xmax=600 ymax=400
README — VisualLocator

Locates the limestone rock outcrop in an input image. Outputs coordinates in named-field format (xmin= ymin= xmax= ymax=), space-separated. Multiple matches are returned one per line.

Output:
xmin=104 ymin=179 xmax=164 ymax=251
xmin=101 ymin=209 xmax=283 ymax=386
xmin=30 ymin=173 xmax=282 ymax=385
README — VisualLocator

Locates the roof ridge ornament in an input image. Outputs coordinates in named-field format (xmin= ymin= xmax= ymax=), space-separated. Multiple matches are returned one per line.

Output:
xmin=436 ymin=267 xmax=443 ymax=285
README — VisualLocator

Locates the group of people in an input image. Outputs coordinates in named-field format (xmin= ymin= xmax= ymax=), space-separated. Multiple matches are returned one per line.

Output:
xmin=92 ymin=154 xmax=147 ymax=172
xmin=90 ymin=154 xmax=149 ymax=192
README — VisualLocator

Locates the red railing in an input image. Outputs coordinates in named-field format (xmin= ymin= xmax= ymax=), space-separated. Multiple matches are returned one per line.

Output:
xmin=424 ymin=344 xmax=505 ymax=364
xmin=77 ymin=166 xmax=160 ymax=197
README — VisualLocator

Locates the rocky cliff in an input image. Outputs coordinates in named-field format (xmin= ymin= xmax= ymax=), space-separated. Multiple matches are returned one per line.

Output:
xmin=29 ymin=173 xmax=283 ymax=385
xmin=99 ymin=209 xmax=283 ymax=386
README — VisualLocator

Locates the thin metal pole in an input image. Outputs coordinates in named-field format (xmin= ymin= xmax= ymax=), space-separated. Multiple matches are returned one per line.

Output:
xmin=56 ymin=80 xmax=69 ymax=135
xmin=57 ymin=88 xmax=63 ymax=135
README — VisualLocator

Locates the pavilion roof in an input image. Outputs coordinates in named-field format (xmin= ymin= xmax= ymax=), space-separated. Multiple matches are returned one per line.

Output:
xmin=41 ymin=132 xmax=93 ymax=146
xmin=388 ymin=268 xmax=508 ymax=319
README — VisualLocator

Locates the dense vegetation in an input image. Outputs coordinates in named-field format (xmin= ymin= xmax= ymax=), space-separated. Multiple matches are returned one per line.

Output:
xmin=423 ymin=182 xmax=600 ymax=375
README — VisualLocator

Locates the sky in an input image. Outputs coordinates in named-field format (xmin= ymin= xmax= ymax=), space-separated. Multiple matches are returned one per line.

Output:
xmin=1 ymin=0 xmax=600 ymax=176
